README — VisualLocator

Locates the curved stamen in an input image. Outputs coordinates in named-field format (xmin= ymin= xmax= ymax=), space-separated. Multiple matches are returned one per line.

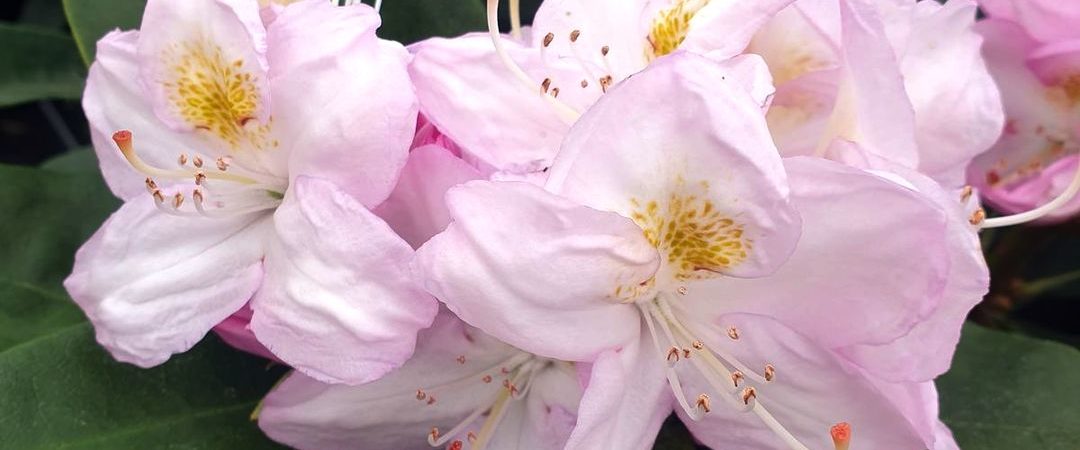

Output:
xmin=113 ymin=131 xmax=260 ymax=185
xmin=485 ymin=0 xmax=581 ymax=123
xmin=640 ymin=303 xmax=706 ymax=421
xmin=981 ymin=157 xmax=1080 ymax=227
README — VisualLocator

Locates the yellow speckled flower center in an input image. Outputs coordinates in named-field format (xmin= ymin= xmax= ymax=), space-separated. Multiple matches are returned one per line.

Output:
xmin=647 ymin=0 xmax=709 ymax=61
xmin=164 ymin=41 xmax=266 ymax=148
xmin=629 ymin=181 xmax=750 ymax=281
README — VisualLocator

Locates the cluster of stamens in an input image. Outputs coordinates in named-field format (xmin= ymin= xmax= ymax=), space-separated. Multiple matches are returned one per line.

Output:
xmin=641 ymin=290 xmax=850 ymax=450
xmin=113 ymin=130 xmax=284 ymax=218
xmin=417 ymin=352 xmax=542 ymax=450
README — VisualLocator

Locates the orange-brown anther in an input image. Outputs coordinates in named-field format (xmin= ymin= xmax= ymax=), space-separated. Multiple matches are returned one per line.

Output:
xmin=427 ymin=396 xmax=436 ymax=405
xmin=456 ymin=355 xmax=466 ymax=364
xmin=731 ymin=371 xmax=744 ymax=387
xmin=677 ymin=286 xmax=688 ymax=295
xmin=429 ymin=427 xmax=440 ymax=440
xmin=152 ymin=189 xmax=165 ymax=203
xmin=764 ymin=364 xmax=775 ymax=382
xmin=216 ymin=157 xmax=229 ymax=171
xmin=970 ymin=208 xmax=986 ymax=225
xmin=193 ymin=189 xmax=204 ymax=204
xmin=831 ymin=422 xmax=851 ymax=450
xmin=541 ymin=78 xmax=551 ymax=93
xmin=543 ymin=32 xmax=554 ymax=47
xmin=145 ymin=177 xmax=158 ymax=192
xmin=960 ymin=185 xmax=974 ymax=203
xmin=194 ymin=171 xmax=207 ymax=185
xmin=570 ymin=29 xmax=581 ymax=42
xmin=467 ymin=431 xmax=478 ymax=443
xmin=551 ymin=87 xmax=560 ymax=98
xmin=601 ymin=45 xmax=609 ymax=56
xmin=482 ymin=375 xmax=492 ymax=383
xmin=695 ymin=393 xmax=711 ymax=413
xmin=178 ymin=153 xmax=189 ymax=166
xmin=448 ymin=440 xmax=463 ymax=450
xmin=741 ymin=387 xmax=756 ymax=405
xmin=192 ymin=155 xmax=204 ymax=168
xmin=691 ymin=340 xmax=704 ymax=350
xmin=172 ymin=192 xmax=184 ymax=209
xmin=580 ymin=79 xmax=589 ymax=88
xmin=416 ymin=389 xmax=426 ymax=400
xmin=727 ymin=326 xmax=740 ymax=340
xmin=682 ymin=348 xmax=691 ymax=359
xmin=667 ymin=346 xmax=681 ymax=363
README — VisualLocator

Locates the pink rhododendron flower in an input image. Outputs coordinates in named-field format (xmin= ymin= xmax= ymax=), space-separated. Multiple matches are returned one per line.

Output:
xmin=409 ymin=0 xmax=797 ymax=174
xmin=64 ymin=0 xmax=436 ymax=385
xmin=258 ymin=311 xmax=581 ymax=450
xmin=748 ymin=0 xmax=1002 ymax=187
xmin=415 ymin=52 xmax=959 ymax=450
xmin=968 ymin=0 xmax=1080 ymax=222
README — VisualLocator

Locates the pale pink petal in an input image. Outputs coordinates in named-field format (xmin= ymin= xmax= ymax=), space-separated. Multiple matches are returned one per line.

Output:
xmin=901 ymin=0 xmax=1004 ymax=187
xmin=564 ymin=330 xmax=672 ymax=450
xmin=269 ymin=1 xmax=416 ymax=207
xmin=414 ymin=180 xmax=657 ymax=362
xmin=529 ymin=0 xmax=650 ymax=77
xmin=840 ymin=167 xmax=988 ymax=382
xmin=83 ymin=30 xmax=207 ymax=200
xmin=546 ymin=52 xmax=801 ymax=279
xmin=212 ymin=302 xmax=278 ymax=361
xmin=683 ymin=0 xmax=798 ymax=60
xmin=259 ymin=312 xmax=526 ymax=449
xmin=685 ymin=157 xmax=950 ymax=348
xmin=991 ymin=0 xmax=1080 ymax=43
xmin=63 ymin=197 xmax=269 ymax=367
xmin=823 ymin=0 xmax=919 ymax=168
xmin=409 ymin=34 xmax=592 ymax=174
xmin=766 ymin=69 xmax=842 ymax=157
xmin=137 ymin=0 xmax=270 ymax=134
xmin=677 ymin=314 xmax=925 ymax=449
xmin=251 ymin=177 xmax=437 ymax=385
xmin=373 ymin=144 xmax=483 ymax=249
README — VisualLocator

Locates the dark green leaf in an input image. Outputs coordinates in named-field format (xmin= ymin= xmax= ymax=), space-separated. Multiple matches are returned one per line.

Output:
xmin=0 ymin=322 xmax=286 ymax=449
xmin=0 ymin=163 xmax=119 ymax=292
xmin=369 ymin=0 xmax=486 ymax=44
xmin=40 ymin=147 xmax=98 ymax=173
xmin=938 ymin=324 xmax=1080 ymax=449
xmin=0 ymin=280 xmax=84 ymax=352
xmin=19 ymin=0 xmax=70 ymax=29
xmin=653 ymin=415 xmax=705 ymax=449
xmin=0 ymin=23 xmax=86 ymax=107
xmin=62 ymin=0 xmax=146 ymax=65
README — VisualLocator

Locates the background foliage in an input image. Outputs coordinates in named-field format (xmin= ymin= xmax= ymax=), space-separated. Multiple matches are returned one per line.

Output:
xmin=0 ymin=0 xmax=1076 ymax=448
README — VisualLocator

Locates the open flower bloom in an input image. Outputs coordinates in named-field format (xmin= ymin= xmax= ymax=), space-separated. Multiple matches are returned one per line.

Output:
xmin=967 ymin=0 xmax=1080 ymax=222
xmin=409 ymin=0 xmax=797 ymax=173
xmin=415 ymin=52 xmax=961 ymax=449
xmin=258 ymin=311 xmax=582 ymax=450
xmin=64 ymin=0 xmax=436 ymax=384
xmin=747 ymin=0 xmax=1002 ymax=187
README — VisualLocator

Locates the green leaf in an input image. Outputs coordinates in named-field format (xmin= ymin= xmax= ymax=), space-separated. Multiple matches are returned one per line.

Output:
xmin=370 ymin=0 xmax=486 ymax=44
xmin=938 ymin=324 xmax=1080 ymax=449
xmin=62 ymin=0 xmax=146 ymax=65
xmin=653 ymin=415 xmax=704 ymax=449
xmin=0 ymin=23 xmax=86 ymax=107
xmin=40 ymin=147 xmax=99 ymax=173
xmin=0 ymin=280 xmax=84 ymax=352
xmin=0 ymin=322 xmax=286 ymax=449
xmin=0 ymin=163 xmax=119 ymax=293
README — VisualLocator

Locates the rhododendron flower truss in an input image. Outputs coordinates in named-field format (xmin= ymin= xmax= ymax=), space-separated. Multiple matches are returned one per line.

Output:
xmin=64 ymin=0 xmax=436 ymax=384
xmin=258 ymin=312 xmax=581 ymax=450
xmin=968 ymin=0 xmax=1080 ymax=222
xmin=416 ymin=53 xmax=953 ymax=449
xmin=408 ymin=0 xmax=796 ymax=173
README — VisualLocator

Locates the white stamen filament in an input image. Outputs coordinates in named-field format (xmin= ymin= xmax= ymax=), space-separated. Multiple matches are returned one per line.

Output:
xmin=642 ymin=296 xmax=810 ymax=450
xmin=981 ymin=157 xmax=1080 ymax=227
xmin=374 ymin=0 xmax=383 ymax=13
xmin=509 ymin=0 xmax=522 ymax=39
xmin=485 ymin=0 xmax=580 ymax=123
